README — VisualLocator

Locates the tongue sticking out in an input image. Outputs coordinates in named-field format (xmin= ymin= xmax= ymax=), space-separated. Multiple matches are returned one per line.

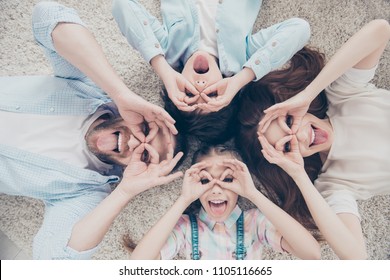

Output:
xmin=193 ymin=55 xmax=209 ymax=74
xmin=96 ymin=132 xmax=118 ymax=151
xmin=313 ymin=127 xmax=328 ymax=145
xmin=209 ymin=201 xmax=227 ymax=216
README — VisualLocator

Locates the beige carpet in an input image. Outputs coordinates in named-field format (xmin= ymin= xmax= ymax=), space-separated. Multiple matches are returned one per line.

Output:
xmin=0 ymin=0 xmax=389 ymax=260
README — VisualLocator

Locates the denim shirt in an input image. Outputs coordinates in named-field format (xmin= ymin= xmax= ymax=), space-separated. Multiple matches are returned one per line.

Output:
xmin=112 ymin=0 xmax=310 ymax=80
xmin=0 ymin=2 xmax=120 ymax=259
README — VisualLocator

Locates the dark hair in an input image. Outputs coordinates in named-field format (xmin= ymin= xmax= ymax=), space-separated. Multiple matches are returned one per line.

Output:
xmin=183 ymin=144 xmax=242 ymax=215
xmin=161 ymin=88 xmax=239 ymax=144
xmin=236 ymin=47 xmax=328 ymax=232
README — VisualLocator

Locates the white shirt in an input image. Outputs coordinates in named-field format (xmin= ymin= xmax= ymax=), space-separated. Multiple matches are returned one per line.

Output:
xmin=0 ymin=108 xmax=113 ymax=173
xmin=195 ymin=0 xmax=219 ymax=58
xmin=315 ymin=66 xmax=390 ymax=218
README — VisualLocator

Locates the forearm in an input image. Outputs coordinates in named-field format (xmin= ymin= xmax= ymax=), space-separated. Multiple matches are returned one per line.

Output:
xmin=130 ymin=196 xmax=190 ymax=259
xmin=292 ymin=172 xmax=367 ymax=259
xmin=52 ymin=22 xmax=135 ymax=103
xmin=304 ymin=19 xmax=390 ymax=101
xmin=247 ymin=190 xmax=320 ymax=259
xmin=68 ymin=187 xmax=134 ymax=252
xmin=150 ymin=55 xmax=174 ymax=83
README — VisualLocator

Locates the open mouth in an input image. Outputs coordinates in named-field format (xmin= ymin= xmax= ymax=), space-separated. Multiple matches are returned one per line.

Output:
xmin=209 ymin=200 xmax=227 ymax=216
xmin=113 ymin=131 xmax=122 ymax=153
xmin=310 ymin=125 xmax=328 ymax=147
xmin=193 ymin=55 xmax=209 ymax=74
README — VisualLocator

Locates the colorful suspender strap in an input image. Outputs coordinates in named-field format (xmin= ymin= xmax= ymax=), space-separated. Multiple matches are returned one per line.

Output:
xmin=189 ymin=214 xmax=200 ymax=260
xmin=235 ymin=212 xmax=247 ymax=260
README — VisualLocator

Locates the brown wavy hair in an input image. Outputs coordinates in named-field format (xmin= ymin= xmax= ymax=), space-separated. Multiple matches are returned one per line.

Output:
xmin=236 ymin=46 xmax=328 ymax=232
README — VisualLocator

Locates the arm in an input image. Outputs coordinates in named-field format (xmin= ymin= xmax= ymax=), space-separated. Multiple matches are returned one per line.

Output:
xmin=259 ymin=19 xmax=390 ymax=133
xmin=130 ymin=162 xmax=215 ymax=259
xmin=259 ymin=135 xmax=368 ymax=259
xmin=67 ymin=146 xmax=183 ymax=252
xmin=219 ymin=159 xmax=320 ymax=260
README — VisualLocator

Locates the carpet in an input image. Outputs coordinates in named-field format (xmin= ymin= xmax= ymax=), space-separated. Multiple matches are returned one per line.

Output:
xmin=0 ymin=0 xmax=389 ymax=260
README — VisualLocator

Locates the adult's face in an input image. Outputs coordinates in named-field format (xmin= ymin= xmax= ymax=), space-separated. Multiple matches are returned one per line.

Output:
xmin=181 ymin=51 xmax=223 ymax=105
xmin=85 ymin=116 xmax=176 ymax=166
xmin=259 ymin=113 xmax=333 ymax=157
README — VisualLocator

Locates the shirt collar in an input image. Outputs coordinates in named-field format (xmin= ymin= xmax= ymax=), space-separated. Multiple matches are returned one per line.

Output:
xmin=198 ymin=205 xmax=242 ymax=231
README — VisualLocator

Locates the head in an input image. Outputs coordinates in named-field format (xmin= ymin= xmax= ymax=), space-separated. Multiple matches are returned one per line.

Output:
xmin=85 ymin=114 xmax=187 ymax=168
xmin=236 ymin=47 xmax=328 ymax=230
xmin=184 ymin=145 xmax=243 ymax=222
xmin=161 ymin=89 xmax=239 ymax=144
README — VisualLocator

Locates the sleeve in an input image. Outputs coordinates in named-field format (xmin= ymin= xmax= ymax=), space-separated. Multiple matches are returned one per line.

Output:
xmin=32 ymin=190 xmax=109 ymax=260
xmin=322 ymin=190 xmax=361 ymax=220
xmin=160 ymin=215 xmax=188 ymax=260
xmin=254 ymin=210 xmax=284 ymax=253
xmin=32 ymin=2 xmax=91 ymax=82
xmin=325 ymin=66 xmax=379 ymax=103
xmin=245 ymin=18 xmax=311 ymax=81
xmin=112 ymin=0 xmax=166 ymax=63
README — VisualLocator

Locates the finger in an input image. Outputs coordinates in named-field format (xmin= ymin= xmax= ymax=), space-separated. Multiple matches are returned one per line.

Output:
xmin=129 ymin=143 xmax=146 ymax=162
xmin=145 ymin=122 xmax=158 ymax=142
xmin=153 ymin=106 xmax=176 ymax=125
xmin=291 ymin=116 xmax=303 ymax=134
xmin=259 ymin=112 xmax=280 ymax=134
xmin=200 ymin=92 xmax=212 ymax=103
xmin=166 ymin=142 xmax=174 ymax=161
xmin=290 ymin=135 xmax=300 ymax=153
xmin=152 ymin=119 xmax=171 ymax=145
xmin=144 ymin=143 xmax=160 ymax=164
xmin=261 ymin=149 xmax=277 ymax=165
xmin=177 ymin=104 xmax=197 ymax=112
xmin=219 ymin=168 xmax=233 ymax=181
xmin=274 ymin=135 xmax=293 ymax=152
xmin=202 ymin=83 xmax=218 ymax=96
xmin=190 ymin=161 xmax=212 ymax=170
xmin=222 ymin=158 xmax=246 ymax=172
xmin=199 ymin=170 xmax=213 ymax=181
xmin=185 ymin=81 xmax=200 ymax=96
xmin=263 ymin=103 xmax=282 ymax=114
xmin=184 ymin=94 xmax=200 ymax=105
xmin=160 ymin=151 xmax=184 ymax=175
xmin=129 ymin=124 xmax=146 ymax=143
xmin=157 ymin=171 xmax=184 ymax=186
xmin=277 ymin=116 xmax=292 ymax=135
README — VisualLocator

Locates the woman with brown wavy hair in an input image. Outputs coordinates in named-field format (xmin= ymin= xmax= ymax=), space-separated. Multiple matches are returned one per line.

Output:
xmin=236 ymin=20 xmax=390 ymax=259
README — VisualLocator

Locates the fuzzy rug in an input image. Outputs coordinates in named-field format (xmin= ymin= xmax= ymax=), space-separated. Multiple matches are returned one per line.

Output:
xmin=0 ymin=0 xmax=389 ymax=260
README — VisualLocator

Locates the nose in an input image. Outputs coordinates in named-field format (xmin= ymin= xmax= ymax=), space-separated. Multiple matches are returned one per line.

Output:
xmin=194 ymin=79 xmax=207 ymax=91
xmin=211 ymin=182 xmax=223 ymax=195
xmin=127 ymin=135 xmax=141 ymax=151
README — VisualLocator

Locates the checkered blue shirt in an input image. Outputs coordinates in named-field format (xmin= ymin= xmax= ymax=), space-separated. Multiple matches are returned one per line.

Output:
xmin=0 ymin=2 xmax=121 ymax=259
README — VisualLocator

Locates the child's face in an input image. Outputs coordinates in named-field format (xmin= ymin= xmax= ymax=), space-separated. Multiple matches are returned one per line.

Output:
xmin=198 ymin=152 xmax=239 ymax=223
xmin=182 ymin=50 xmax=223 ymax=101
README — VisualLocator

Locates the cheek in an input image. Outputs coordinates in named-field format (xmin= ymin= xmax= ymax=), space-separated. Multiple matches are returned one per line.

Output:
xmin=299 ymin=143 xmax=313 ymax=158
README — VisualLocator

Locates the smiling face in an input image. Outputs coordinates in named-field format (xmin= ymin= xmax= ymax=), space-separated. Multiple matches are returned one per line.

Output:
xmin=85 ymin=116 xmax=175 ymax=166
xmin=181 ymin=51 xmax=223 ymax=104
xmin=260 ymin=113 xmax=334 ymax=157
xmin=197 ymin=151 xmax=238 ymax=222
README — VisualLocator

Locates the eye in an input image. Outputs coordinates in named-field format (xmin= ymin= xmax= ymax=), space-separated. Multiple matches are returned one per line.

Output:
xmin=285 ymin=115 xmax=293 ymax=128
xmin=207 ymin=92 xmax=218 ymax=98
xmin=142 ymin=122 xmax=150 ymax=136
xmin=141 ymin=149 xmax=150 ymax=163
xmin=200 ymin=178 xmax=210 ymax=185
xmin=222 ymin=177 xmax=233 ymax=183
xmin=185 ymin=90 xmax=195 ymax=98
xmin=284 ymin=141 xmax=291 ymax=153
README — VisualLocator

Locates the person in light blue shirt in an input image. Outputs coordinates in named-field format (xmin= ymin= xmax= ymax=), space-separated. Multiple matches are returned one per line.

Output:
xmin=112 ymin=0 xmax=311 ymax=143
xmin=0 ymin=2 xmax=185 ymax=259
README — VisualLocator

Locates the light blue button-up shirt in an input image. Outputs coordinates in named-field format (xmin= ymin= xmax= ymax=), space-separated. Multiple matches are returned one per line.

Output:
xmin=0 ymin=2 xmax=121 ymax=259
xmin=112 ymin=0 xmax=310 ymax=80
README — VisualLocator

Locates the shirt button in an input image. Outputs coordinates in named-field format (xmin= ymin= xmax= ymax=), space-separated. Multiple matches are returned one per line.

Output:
xmin=216 ymin=29 xmax=219 ymax=33
xmin=272 ymin=41 xmax=277 ymax=47
xmin=49 ymin=107 xmax=55 ymax=112
xmin=255 ymin=59 xmax=260 ymax=65
xmin=154 ymin=43 xmax=160 ymax=48
xmin=15 ymin=105 xmax=21 ymax=110
xmin=143 ymin=20 xmax=148 ymax=25
xmin=219 ymin=0 xmax=223 ymax=3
